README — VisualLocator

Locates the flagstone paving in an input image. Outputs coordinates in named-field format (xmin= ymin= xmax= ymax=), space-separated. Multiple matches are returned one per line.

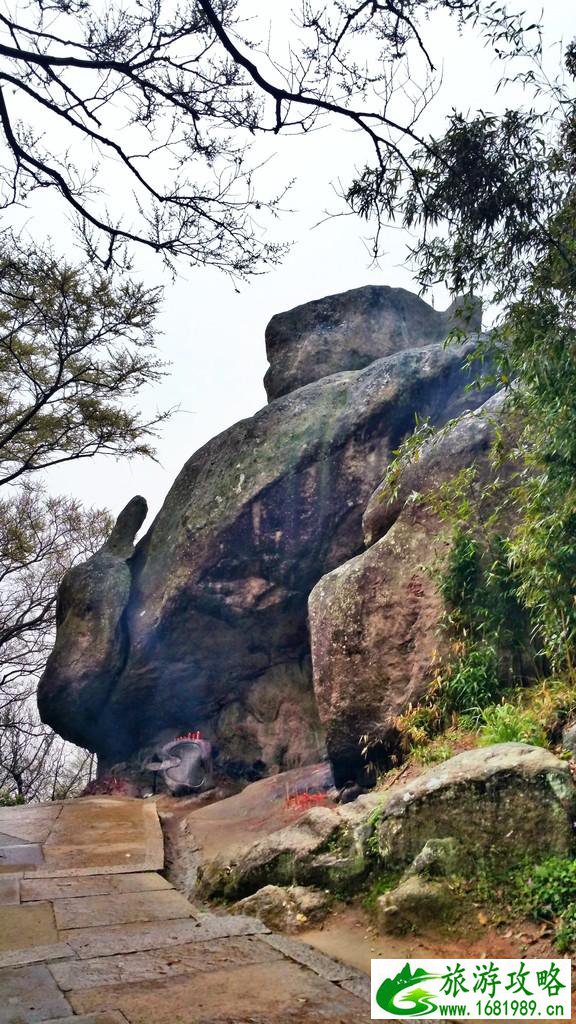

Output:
xmin=0 ymin=797 xmax=371 ymax=1023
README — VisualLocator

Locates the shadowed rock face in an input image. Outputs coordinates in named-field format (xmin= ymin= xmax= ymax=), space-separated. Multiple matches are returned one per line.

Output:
xmin=37 ymin=496 xmax=147 ymax=751
xmin=264 ymin=286 xmax=482 ymax=401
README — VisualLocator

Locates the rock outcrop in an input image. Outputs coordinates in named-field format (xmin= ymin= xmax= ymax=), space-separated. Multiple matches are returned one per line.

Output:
xmin=309 ymin=393 xmax=506 ymax=784
xmin=39 ymin=284 xmax=491 ymax=778
xmin=197 ymin=793 xmax=380 ymax=901
xmin=264 ymin=286 xmax=482 ymax=401
xmin=363 ymin=389 xmax=506 ymax=546
xmin=376 ymin=875 xmax=455 ymax=935
xmin=374 ymin=743 xmax=576 ymax=866
xmin=176 ymin=744 xmax=575 ymax=922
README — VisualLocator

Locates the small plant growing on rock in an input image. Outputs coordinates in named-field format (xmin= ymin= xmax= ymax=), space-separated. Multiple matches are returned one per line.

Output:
xmin=555 ymin=905 xmax=576 ymax=953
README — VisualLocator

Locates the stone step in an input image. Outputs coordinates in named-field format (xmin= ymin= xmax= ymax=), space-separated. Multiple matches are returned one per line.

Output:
xmin=21 ymin=872 xmax=173 ymax=903
xmin=63 ymin=913 xmax=268 ymax=959
xmin=52 ymin=889 xmax=196 ymax=931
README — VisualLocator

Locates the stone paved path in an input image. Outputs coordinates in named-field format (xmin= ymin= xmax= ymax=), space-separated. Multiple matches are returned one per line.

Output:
xmin=0 ymin=797 xmax=370 ymax=1023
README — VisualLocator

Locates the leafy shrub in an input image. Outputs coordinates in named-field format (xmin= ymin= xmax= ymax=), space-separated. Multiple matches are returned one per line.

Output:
xmin=479 ymin=702 xmax=547 ymax=747
xmin=0 ymin=790 xmax=25 ymax=806
xmin=394 ymin=703 xmax=443 ymax=750
xmin=521 ymin=677 xmax=576 ymax=741
xmin=411 ymin=739 xmax=456 ymax=766
xmin=438 ymin=528 xmax=482 ymax=620
xmin=515 ymin=856 xmax=576 ymax=951
xmin=437 ymin=646 xmax=502 ymax=718
xmin=518 ymin=857 xmax=576 ymax=920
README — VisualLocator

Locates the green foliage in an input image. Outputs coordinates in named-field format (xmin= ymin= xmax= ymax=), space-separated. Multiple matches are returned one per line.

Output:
xmin=0 ymin=790 xmax=25 ymax=806
xmin=362 ymin=870 xmax=404 ymax=911
xmin=555 ymin=905 xmax=576 ymax=953
xmin=0 ymin=234 xmax=167 ymax=486
xmin=432 ymin=524 xmax=531 ymax=720
xmin=379 ymin=415 xmax=439 ymax=503
xmin=437 ymin=647 xmax=501 ymax=719
xmin=511 ymin=857 xmax=576 ymax=951
xmin=353 ymin=13 xmax=576 ymax=675
xmin=479 ymin=702 xmax=547 ymax=747
xmin=516 ymin=857 xmax=576 ymax=920
xmin=410 ymin=738 xmax=456 ymax=766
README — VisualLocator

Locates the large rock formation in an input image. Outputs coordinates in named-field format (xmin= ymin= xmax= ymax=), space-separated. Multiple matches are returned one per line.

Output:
xmin=39 ymin=285 xmax=490 ymax=778
xmin=264 ymin=286 xmax=481 ymax=401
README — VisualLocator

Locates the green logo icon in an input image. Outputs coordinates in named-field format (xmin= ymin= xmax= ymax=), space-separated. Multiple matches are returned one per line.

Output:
xmin=376 ymin=963 xmax=441 ymax=1017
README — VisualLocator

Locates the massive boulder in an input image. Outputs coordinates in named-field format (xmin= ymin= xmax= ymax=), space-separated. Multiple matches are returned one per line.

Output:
xmin=264 ymin=286 xmax=481 ymax=401
xmin=39 ymin=340 xmax=490 ymax=772
xmin=309 ymin=393 xmax=507 ymax=785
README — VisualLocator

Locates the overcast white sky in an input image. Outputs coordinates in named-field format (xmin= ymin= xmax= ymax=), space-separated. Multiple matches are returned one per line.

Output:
xmin=39 ymin=0 xmax=572 ymax=532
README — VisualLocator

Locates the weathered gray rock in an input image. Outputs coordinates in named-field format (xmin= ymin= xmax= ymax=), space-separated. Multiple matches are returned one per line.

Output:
xmin=230 ymin=884 xmax=331 ymax=932
xmin=374 ymin=744 xmax=576 ymax=867
xmin=310 ymin=502 xmax=449 ymax=785
xmin=37 ymin=496 xmax=147 ymax=751
xmin=264 ymin=285 xmax=482 ymax=401
xmin=376 ymin=875 xmax=455 ymax=935
xmin=309 ymin=393 xmax=508 ymax=784
xmin=40 ymin=337 xmax=490 ymax=770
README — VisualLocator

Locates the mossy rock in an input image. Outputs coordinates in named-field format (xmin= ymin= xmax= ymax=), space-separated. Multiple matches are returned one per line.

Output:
xmin=373 ymin=744 xmax=576 ymax=870
xmin=376 ymin=875 xmax=456 ymax=935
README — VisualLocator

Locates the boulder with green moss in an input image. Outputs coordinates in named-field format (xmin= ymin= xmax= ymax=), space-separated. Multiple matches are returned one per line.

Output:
xmin=374 ymin=744 xmax=576 ymax=868
xmin=376 ymin=875 xmax=456 ymax=935
xmin=309 ymin=392 xmax=509 ymax=785
xmin=40 ymin=317 xmax=489 ymax=772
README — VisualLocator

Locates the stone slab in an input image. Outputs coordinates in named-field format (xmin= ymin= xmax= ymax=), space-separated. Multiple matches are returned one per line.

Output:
xmin=0 ymin=876 xmax=19 ymax=905
xmin=53 ymin=889 xmax=195 ymax=930
xmin=260 ymin=933 xmax=358 ymax=983
xmin=31 ymin=799 xmax=163 ymax=878
xmin=0 ymin=903 xmax=57 ymax=952
xmin=0 ymin=943 xmax=76 ymax=970
xmin=21 ymin=872 xmax=172 ymax=902
xmin=63 ymin=914 xmax=267 ymax=959
xmin=0 ymin=964 xmax=72 ymax=1023
xmin=68 ymin=960 xmax=368 ymax=1023
xmin=0 ymin=831 xmax=30 ymax=846
xmin=40 ymin=1017 xmax=128 ymax=1024
xmin=0 ymin=805 xmax=61 ymax=840
xmin=49 ymin=936 xmax=283 ymax=991
xmin=0 ymin=841 xmax=44 ymax=867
